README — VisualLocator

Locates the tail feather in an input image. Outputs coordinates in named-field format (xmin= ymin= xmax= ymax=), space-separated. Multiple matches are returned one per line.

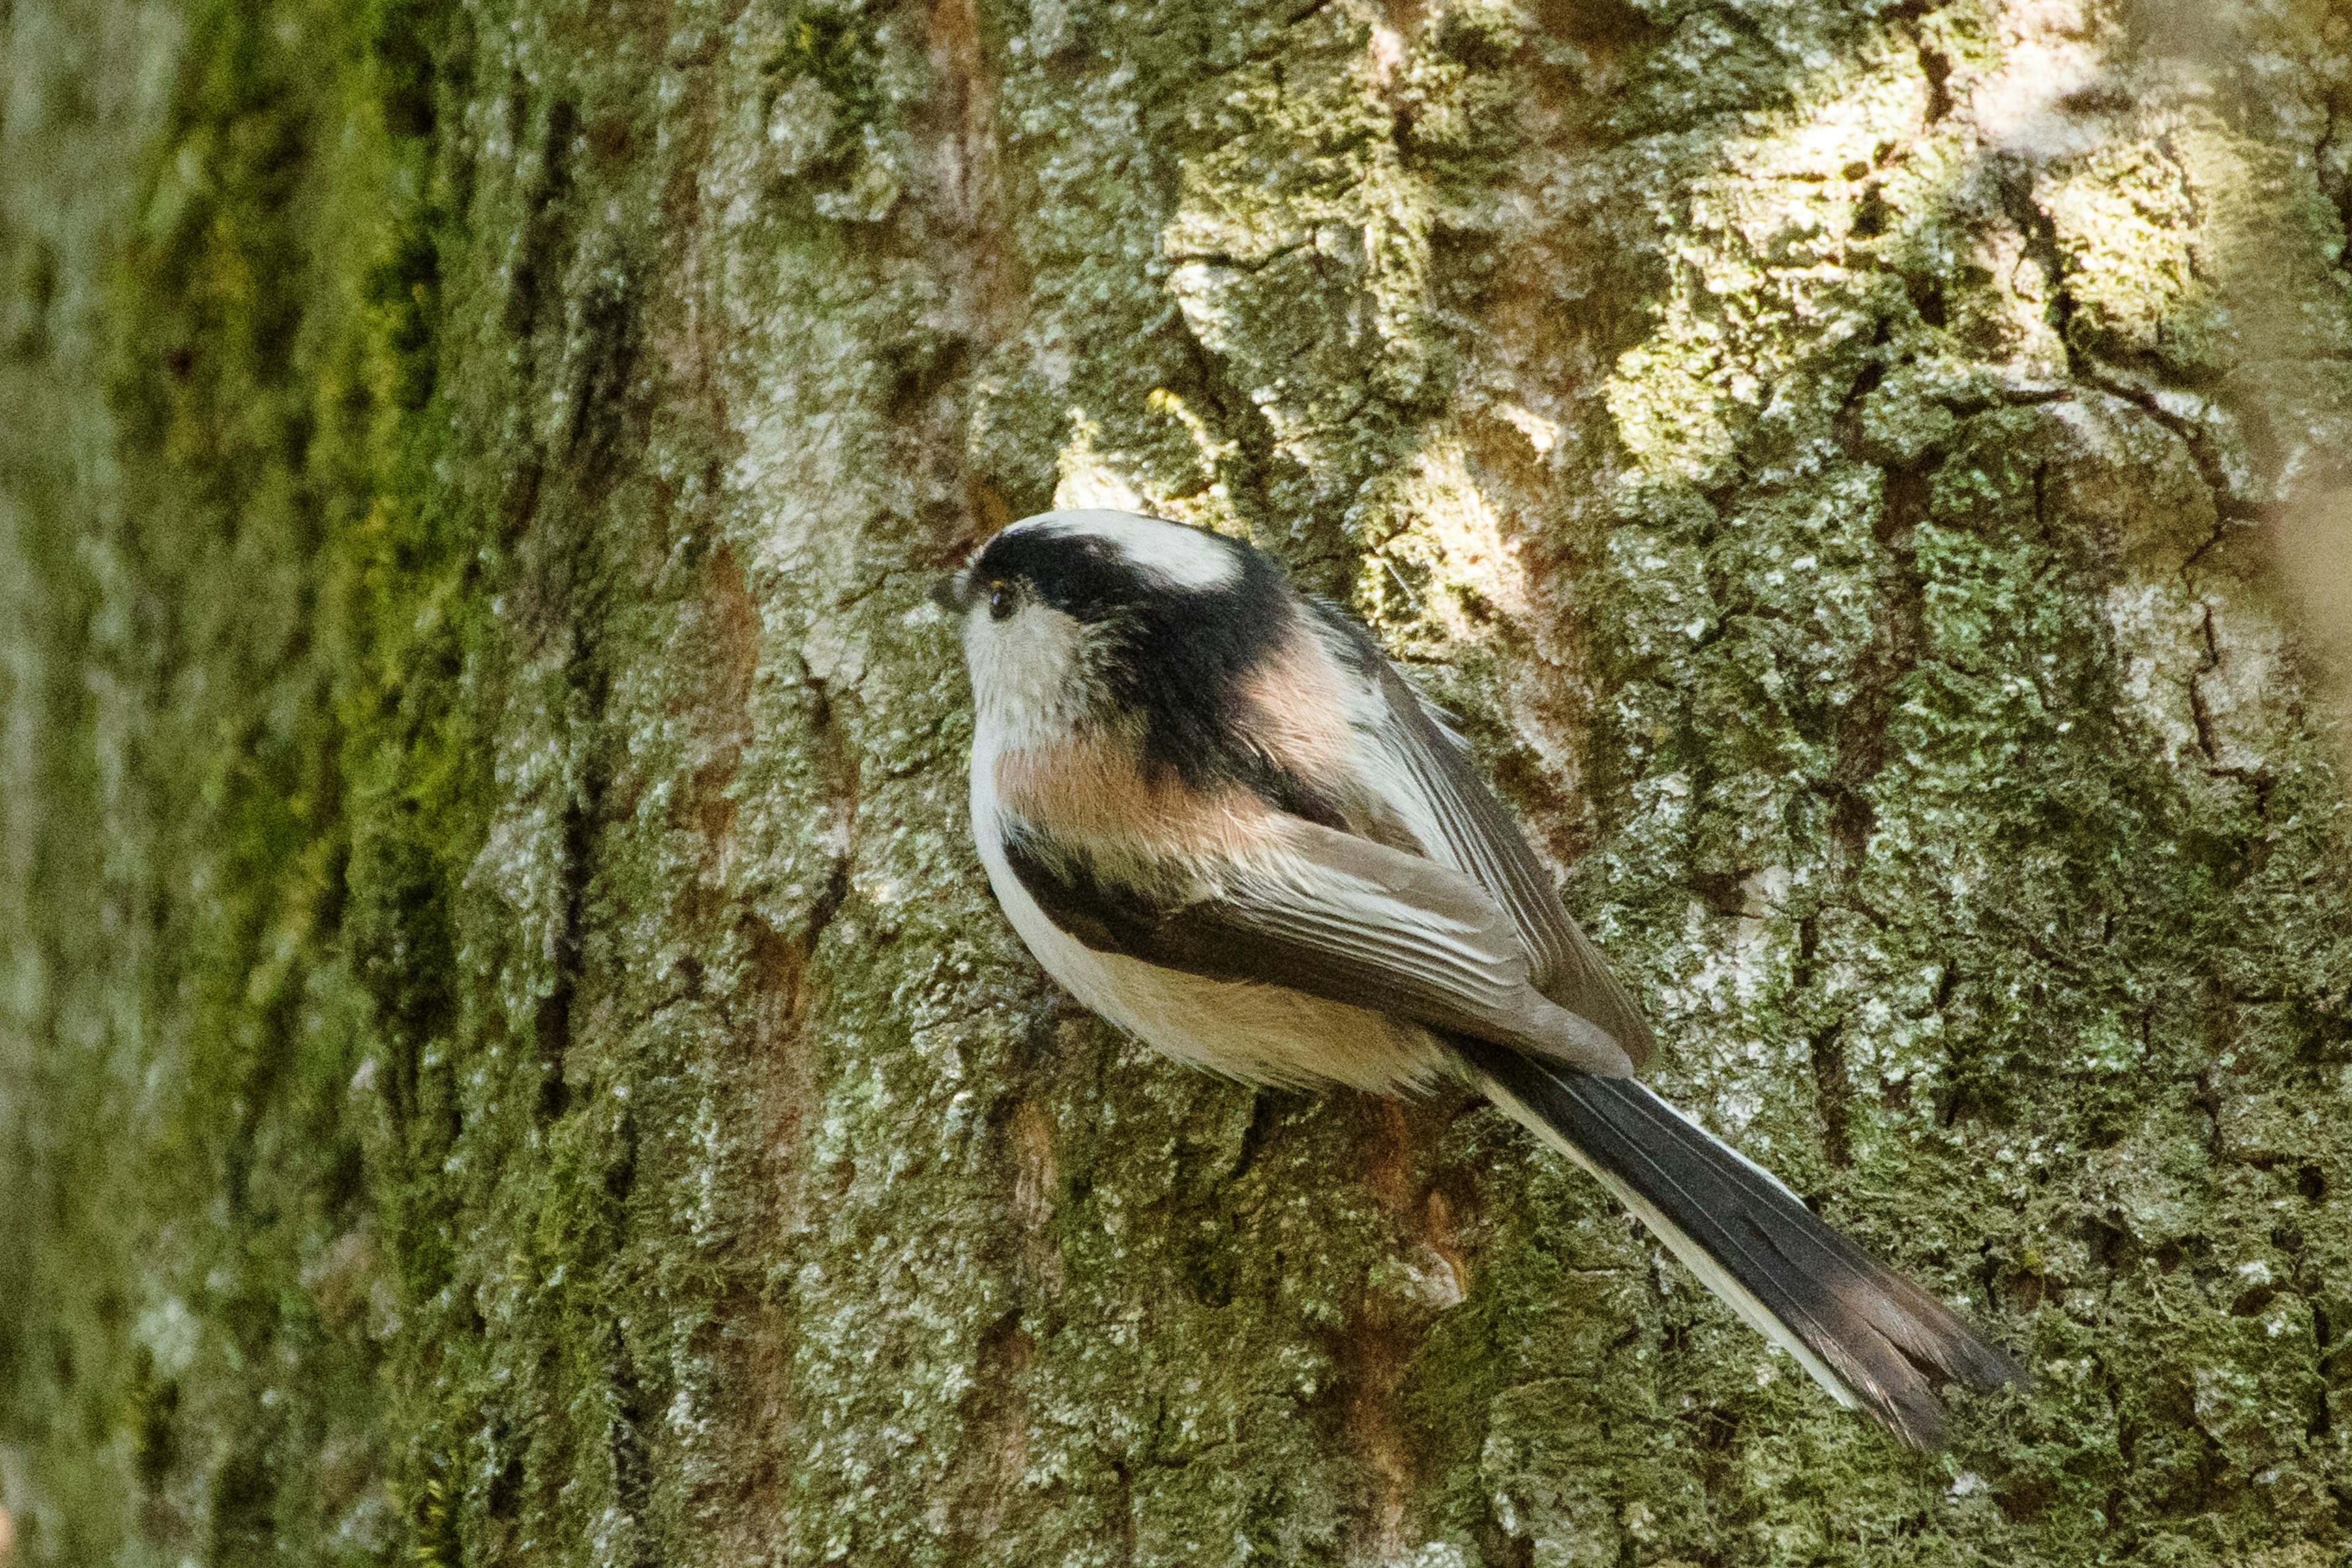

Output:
xmin=1459 ymin=1040 xmax=2021 ymax=1449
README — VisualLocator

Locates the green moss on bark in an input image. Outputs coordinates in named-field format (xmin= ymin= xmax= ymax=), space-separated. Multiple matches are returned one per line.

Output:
xmin=6 ymin=0 xmax=2352 ymax=1564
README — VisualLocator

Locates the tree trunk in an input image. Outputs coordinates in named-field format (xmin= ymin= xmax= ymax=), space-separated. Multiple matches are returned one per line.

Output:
xmin=4 ymin=0 xmax=2351 ymax=1563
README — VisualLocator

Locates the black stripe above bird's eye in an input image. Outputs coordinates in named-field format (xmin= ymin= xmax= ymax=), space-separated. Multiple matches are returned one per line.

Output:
xmin=972 ymin=531 xmax=1147 ymax=620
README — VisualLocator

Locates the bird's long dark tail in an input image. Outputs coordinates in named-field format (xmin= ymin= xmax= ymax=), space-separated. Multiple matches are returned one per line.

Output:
xmin=1457 ymin=1039 xmax=2021 ymax=1449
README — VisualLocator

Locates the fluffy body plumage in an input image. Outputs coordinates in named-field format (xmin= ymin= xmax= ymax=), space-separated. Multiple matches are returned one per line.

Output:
xmin=944 ymin=508 xmax=2020 ymax=1448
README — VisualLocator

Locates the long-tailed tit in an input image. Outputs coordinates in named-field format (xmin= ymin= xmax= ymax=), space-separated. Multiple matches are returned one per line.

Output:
xmin=938 ymin=509 xmax=2019 ymax=1447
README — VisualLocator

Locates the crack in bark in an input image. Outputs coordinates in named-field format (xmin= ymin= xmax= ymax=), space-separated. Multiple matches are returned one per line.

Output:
xmin=1802 ymin=364 xmax=1939 ymax=1172
xmin=2082 ymin=364 xmax=2266 ymax=523
xmin=944 ymin=1308 xmax=1036 ymax=1555
xmin=525 ymin=546 xmax=617 ymax=1133
xmin=1796 ymin=912 xmax=1855 ymax=1172
xmin=1338 ymin=1098 xmax=1425 ymax=1563
xmin=1996 ymin=154 xmax=2082 ymax=375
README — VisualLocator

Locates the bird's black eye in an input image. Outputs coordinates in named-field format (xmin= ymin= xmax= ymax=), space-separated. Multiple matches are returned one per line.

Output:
xmin=988 ymin=582 xmax=1017 ymax=620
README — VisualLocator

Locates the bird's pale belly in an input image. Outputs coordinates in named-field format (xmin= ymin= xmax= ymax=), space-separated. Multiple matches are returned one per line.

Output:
xmin=976 ymin=824 xmax=1450 ymax=1094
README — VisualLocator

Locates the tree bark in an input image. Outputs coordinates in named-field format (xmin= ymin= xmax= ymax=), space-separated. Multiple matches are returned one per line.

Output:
xmin=4 ymin=0 xmax=2351 ymax=1563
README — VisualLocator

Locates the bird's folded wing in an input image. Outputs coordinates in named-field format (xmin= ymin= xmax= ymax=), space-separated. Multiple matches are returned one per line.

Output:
xmin=1363 ymin=657 xmax=1656 ymax=1071
xmin=1002 ymin=815 xmax=1635 ymax=1076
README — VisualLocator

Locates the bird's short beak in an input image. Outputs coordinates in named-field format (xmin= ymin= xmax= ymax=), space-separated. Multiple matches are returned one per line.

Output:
xmin=930 ymin=570 xmax=970 ymax=614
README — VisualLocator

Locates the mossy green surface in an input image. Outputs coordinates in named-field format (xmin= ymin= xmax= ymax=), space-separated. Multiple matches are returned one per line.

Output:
xmin=3 ymin=0 xmax=2351 ymax=1564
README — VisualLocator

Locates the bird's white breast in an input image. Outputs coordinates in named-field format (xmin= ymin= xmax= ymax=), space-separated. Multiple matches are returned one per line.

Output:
xmin=968 ymin=736 xmax=1449 ymax=1093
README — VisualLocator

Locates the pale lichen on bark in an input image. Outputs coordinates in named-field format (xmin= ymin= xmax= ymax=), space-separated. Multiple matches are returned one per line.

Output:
xmin=2 ymin=0 xmax=2351 ymax=1564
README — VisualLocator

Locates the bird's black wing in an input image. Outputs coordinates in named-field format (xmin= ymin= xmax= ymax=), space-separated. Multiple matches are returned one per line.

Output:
xmin=1347 ymin=641 xmax=1655 ymax=1070
xmin=1003 ymin=815 xmax=1635 ymax=1076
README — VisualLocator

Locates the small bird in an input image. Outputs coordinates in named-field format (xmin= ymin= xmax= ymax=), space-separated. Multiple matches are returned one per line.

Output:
xmin=937 ymin=508 xmax=2020 ymax=1447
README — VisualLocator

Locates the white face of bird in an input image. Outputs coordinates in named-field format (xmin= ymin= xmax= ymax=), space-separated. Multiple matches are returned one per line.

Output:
xmin=957 ymin=573 xmax=1096 ymax=756
xmin=944 ymin=510 xmax=1249 ymax=759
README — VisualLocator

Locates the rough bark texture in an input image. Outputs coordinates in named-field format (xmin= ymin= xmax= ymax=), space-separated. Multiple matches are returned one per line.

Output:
xmin=5 ymin=0 xmax=2352 ymax=1563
